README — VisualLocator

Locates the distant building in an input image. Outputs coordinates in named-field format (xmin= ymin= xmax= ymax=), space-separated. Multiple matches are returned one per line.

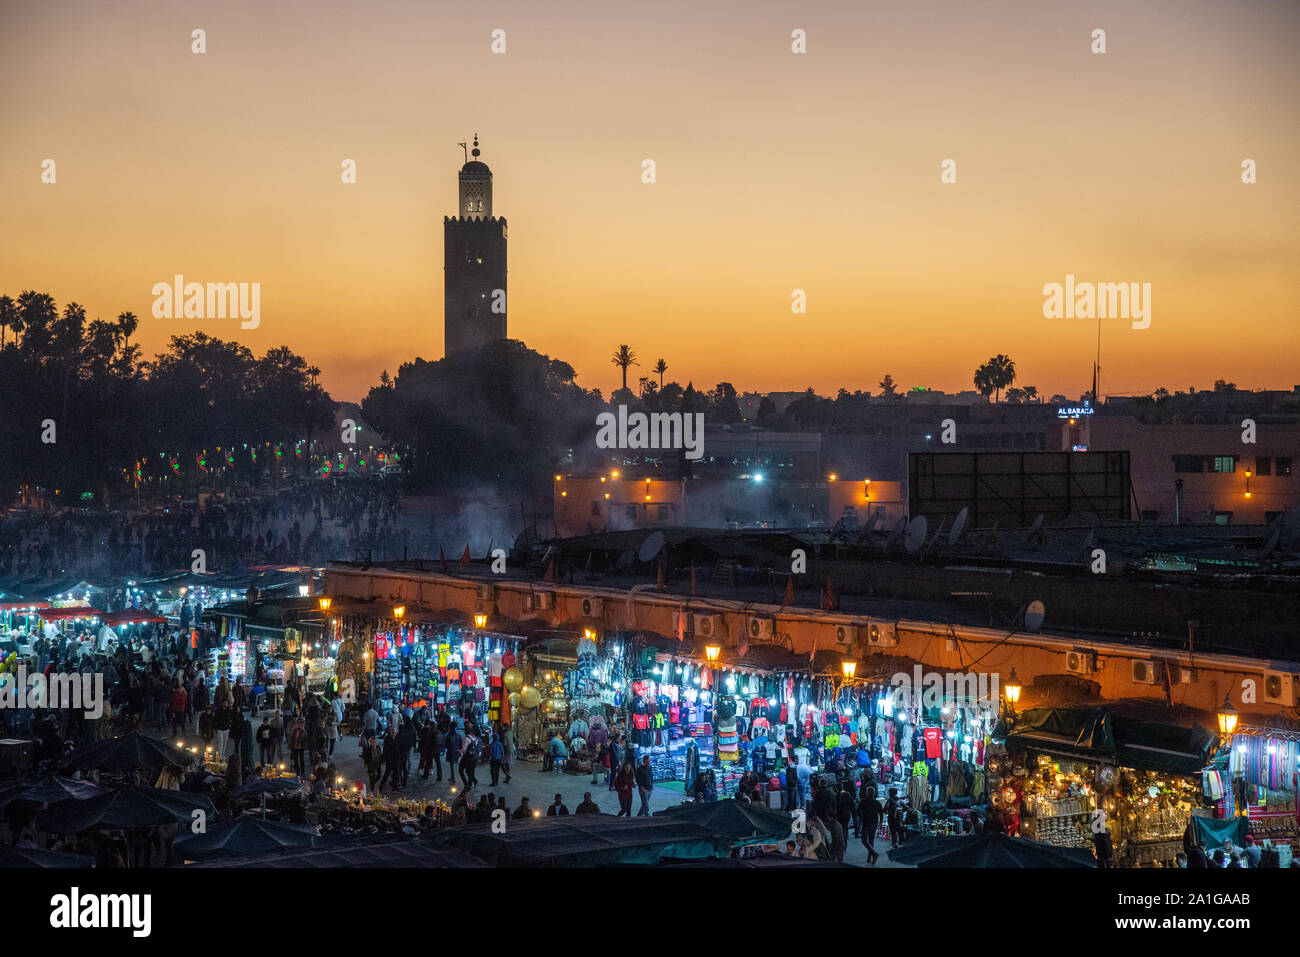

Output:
xmin=444 ymin=134 xmax=507 ymax=355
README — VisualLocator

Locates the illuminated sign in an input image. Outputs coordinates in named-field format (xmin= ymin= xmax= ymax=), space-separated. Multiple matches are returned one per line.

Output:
xmin=1057 ymin=402 xmax=1094 ymax=419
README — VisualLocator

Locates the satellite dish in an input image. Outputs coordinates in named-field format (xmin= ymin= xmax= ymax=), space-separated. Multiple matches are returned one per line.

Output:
xmin=614 ymin=550 xmax=634 ymax=570
xmin=904 ymin=515 xmax=928 ymax=554
xmin=863 ymin=510 xmax=882 ymax=532
xmin=1028 ymin=513 xmax=1044 ymax=533
xmin=927 ymin=519 xmax=947 ymax=547
xmin=638 ymin=531 xmax=666 ymax=564
xmin=885 ymin=515 xmax=908 ymax=549
xmin=948 ymin=508 xmax=968 ymax=546
xmin=1025 ymin=600 xmax=1046 ymax=632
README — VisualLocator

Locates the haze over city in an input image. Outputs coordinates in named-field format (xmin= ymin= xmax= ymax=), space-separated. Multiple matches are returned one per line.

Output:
xmin=1 ymin=0 xmax=1296 ymax=401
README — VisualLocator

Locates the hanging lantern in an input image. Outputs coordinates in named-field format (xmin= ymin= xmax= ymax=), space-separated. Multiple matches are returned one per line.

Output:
xmin=519 ymin=687 xmax=541 ymax=709
xmin=503 ymin=667 xmax=523 ymax=692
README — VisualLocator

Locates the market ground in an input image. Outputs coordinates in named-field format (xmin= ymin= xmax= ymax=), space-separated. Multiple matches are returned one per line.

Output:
xmin=153 ymin=723 xmax=899 ymax=866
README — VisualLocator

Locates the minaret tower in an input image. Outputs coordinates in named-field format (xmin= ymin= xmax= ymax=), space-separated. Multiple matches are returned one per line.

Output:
xmin=444 ymin=134 xmax=507 ymax=355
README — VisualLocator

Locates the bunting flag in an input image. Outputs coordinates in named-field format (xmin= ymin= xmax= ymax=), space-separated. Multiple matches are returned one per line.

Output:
xmin=544 ymin=556 xmax=556 ymax=583
xmin=461 ymin=544 xmax=472 ymax=566
xmin=822 ymin=576 xmax=835 ymax=611
xmin=439 ymin=547 xmax=448 ymax=573
xmin=784 ymin=575 xmax=795 ymax=606
xmin=656 ymin=559 xmax=665 ymax=592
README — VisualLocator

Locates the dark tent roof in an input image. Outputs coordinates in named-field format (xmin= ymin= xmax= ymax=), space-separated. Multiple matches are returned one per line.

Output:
xmin=0 ymin=773 xmax=105 ymax=809
xmin=657 ymin=852 xmax=851 ymax=868
xmin=228 ymin=776 xmax=305 ymax=799
xmin=61 ymin=732 xmax=197 ymax=775
xmin=0 ymin=845 xmax=95 ymax=868
xmin=888 ymin=831 xmax=1098 ymax=868
xmin=429 ymin=814 xmax=726 ymax=867
xmin=1000 ymin=707 xmax=1214 ymax=775
xmin=653 ymin=798 xmax=794 ymax=845
xmin=188 ymin=833 xmax=487 ymax=868
xmin=174 ymin=816 xmax=319 ymax=860
xmin=38 ymin=785 xmax=216 ymax=833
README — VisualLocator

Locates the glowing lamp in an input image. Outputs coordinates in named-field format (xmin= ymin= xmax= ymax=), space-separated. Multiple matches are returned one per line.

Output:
xmin=318 ymin=597 xmax=332 ymax=612
xmin=704 ymin=645 xmax=721 ymax=665
xmin=841 ymin=660 xmax=857 ymax=679
xmin=1217 ymin=695 xmax=1237 ymax=736
xmin=393 ymin=605 xmax=405 ymax=620
xmin=1004 ymin=669 xmax=1022 ymax=705
xmin=473 ymin=613 xmax=488 ymax=629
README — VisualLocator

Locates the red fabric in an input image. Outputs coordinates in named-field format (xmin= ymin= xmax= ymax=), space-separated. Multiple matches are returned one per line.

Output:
xmin=923 ymin=727 xmax=943 ymax=759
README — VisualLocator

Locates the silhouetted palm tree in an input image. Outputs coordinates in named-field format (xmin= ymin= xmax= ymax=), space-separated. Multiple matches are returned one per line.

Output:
xmin=974 ymin=354 xmax=1017 ymax=402
xmin=654 ymin=358 xmax=667 ymax=388
xmin=611 ymin=345 xmax=639 ymax=392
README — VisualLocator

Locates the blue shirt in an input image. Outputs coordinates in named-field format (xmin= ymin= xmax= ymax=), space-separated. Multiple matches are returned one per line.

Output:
xmin=490 ymin=739 xmax=504 ymax=760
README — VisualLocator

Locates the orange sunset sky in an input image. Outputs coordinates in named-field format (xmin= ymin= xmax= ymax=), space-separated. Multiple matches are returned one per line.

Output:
xmin=1 ymin=0 xmax=1296 ymax=403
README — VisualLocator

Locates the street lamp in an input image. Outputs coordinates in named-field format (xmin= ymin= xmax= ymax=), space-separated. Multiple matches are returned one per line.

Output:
xmin=1004 ymin=668 xmax=1022 ymax=711
xmin=318 ymin=597 xmax=331 ymax=613
xmin=703 ymin=644 xmax=721 ymax=665
xmin=393 ymin=606 xmax=405 ymax=621
xmin=841 ymin=660 xmax=857 ymax=680
xmin=473 ymin=613 xmax=488 ymax=629
xmin=1217 ymin=694 xmax=1238 ymax=739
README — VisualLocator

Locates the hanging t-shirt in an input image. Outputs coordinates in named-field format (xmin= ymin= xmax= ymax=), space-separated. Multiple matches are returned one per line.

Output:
xmin=922 ymin=727 xmax=944 ymax=759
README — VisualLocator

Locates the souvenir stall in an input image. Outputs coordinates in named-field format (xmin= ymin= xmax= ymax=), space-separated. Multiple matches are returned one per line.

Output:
xmin=1217 ymin=730 xmax=1300 ymax=864
xmin=999 ymin=707 xmax=1213 ymax=865
xmin=207 ymin=637 xmax=251 ymax=693
xmin=371 ymin=621 xmax=523 ymax=728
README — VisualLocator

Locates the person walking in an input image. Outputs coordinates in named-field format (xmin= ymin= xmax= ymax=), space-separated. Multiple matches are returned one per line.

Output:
xmin=458 ymin=730 xmax=479 ymax=790
xmin=607 ymin=734 xmax=623 ymax=790
xmin=363 ymin=735 xmax=383 ymax=794
xmin=255 ymin=715 xmax=274 ymax=766
xmin=378 ymin=727 xmax=403 ymax=793
xmin=859 ymin=784 xmax=881 ymax=864
xmin=418 ymin=720 xmax=438 ymax=779
xmin=634 ymin=755 xmax=654 ymax=816
xmin=885 ymin=788 xmax=905 ymax=850
xmin=214 ymin=702 xmax=233 ymax=759
xmin=499 ymin=722 xmax=513 ymax=784
xmin=169 ymin=681 xmax=188 ymax=739
xmin=489 ymin=732 xmax=505 ymax=786
xmin=445 ymin=723 xmax=462 ymax=786
xmin=614 ymin=761 xmax=636 ymax=817
xmin=290 ymin=716 xmax=308 ymax=778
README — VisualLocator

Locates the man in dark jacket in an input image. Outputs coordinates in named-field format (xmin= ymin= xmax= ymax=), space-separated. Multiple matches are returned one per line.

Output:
xmin=858 ymin=785 xmax=881 ymax=864
xmin=546 ymin=793 xmax=570 ymax=816
xmin=635 ymin=755 xmax=654 ymax=816
xmin=379 ymin=729 xmax=403 ymax=794
xmin=418 ymin=721 xmax=438 ymax=779
xmin=396 ymin=719 xmax=415 ymax=787
xmin=445 ymin=725 xmax=462 ymax=783
xmin=575 ymin=792 xmax=600 ymax=814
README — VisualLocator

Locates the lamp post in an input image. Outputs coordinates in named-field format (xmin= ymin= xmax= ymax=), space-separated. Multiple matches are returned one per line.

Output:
xmin=1003 ymin=668 xmax=1022 ymax=722
xmin=1217 ymin=694 xmax=1237 ymax=744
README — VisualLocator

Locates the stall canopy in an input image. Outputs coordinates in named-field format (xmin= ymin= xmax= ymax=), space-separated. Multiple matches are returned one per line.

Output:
xmin=38 ymin=785 xmax=216 ymax=833
xmin=1193 ymin=815 xmax=1247 ymax=851
xmin=1001 ymin=708 xmax=1215 ymax=775
xmin=174 ymin=816 xmax=320 ymax=860
xmin=0 ymin=845 xmax=95 ymax=868
xmin=654 ymin=798 xmax=795 ymax=846
xmin=0 ymin=773 xmax=105 ymax=810
xmin=189 ymin=833 xmax=488 ymax=868
xmin=430 ymin=815 xmax=728 ymax=867
xmin=888 ymin=831 xmax=1098 ymax=868
xmin=102 ymin=610 xmax=168 ymax=627
xmin=37 ymin=607 xmax=105 ymax=621
xmin=62 ymin=732 xmax=198 ymax=775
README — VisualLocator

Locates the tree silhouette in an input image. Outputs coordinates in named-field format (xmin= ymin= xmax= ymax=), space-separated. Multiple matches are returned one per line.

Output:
xmin=974 ymin=354 xmax=1016 ymax=402
xmin=611 ymin=344 xmax=638 ymax=392
xmin=878 ymin=374 xmax=898 ymax=397
xmin=654 ymin=358 xmax=668 ymax=388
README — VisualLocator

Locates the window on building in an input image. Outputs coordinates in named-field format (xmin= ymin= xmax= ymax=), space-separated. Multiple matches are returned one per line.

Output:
xmin=1214 ymin=511 xmax=1232 ymax=526
xmin=1277 ymin=457 xmax=1293 ymax=477
xmin=1212 ymin=456 xmax=1236 ymax=473
xmin=657 ymin=505 xmax=672 ymax=521
xmin=1256 ymin=457 xmax=1272 ymax=476
xmin=1172 ymin=455 xmax=1204 ymax=473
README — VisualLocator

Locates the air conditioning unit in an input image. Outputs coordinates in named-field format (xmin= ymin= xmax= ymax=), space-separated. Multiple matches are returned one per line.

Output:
xmin=1066 ymin=650 xmax=1094 ymax=676
xmin=530 ymin=591 xmax=553 ymax=611
xmin=478 ymin=584 xmax=495 ymax=602
xmin=1167 ymin=662 xmax=1193 ymax=684
xmin=747 ymin=616 xmax=775 ymax=640
xmin=1131 ymin=659 xmax=1159 ymax=685
xmin=695 ymin=614 xmax=724 ymax=639
xmin=581 ymin=596 xmax=604 ymax=618
xmin=834 ymin=624 xmax=858 ymax=648
xmin=866 ymin=620 xmax=898 ymax=648
xmin=1262 ymin=672 xmax=1294 ymax=707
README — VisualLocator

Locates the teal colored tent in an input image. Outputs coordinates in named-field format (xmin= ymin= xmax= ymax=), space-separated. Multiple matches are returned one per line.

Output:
xmin=1193 ymin=815 xmax=1246 ymax=850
